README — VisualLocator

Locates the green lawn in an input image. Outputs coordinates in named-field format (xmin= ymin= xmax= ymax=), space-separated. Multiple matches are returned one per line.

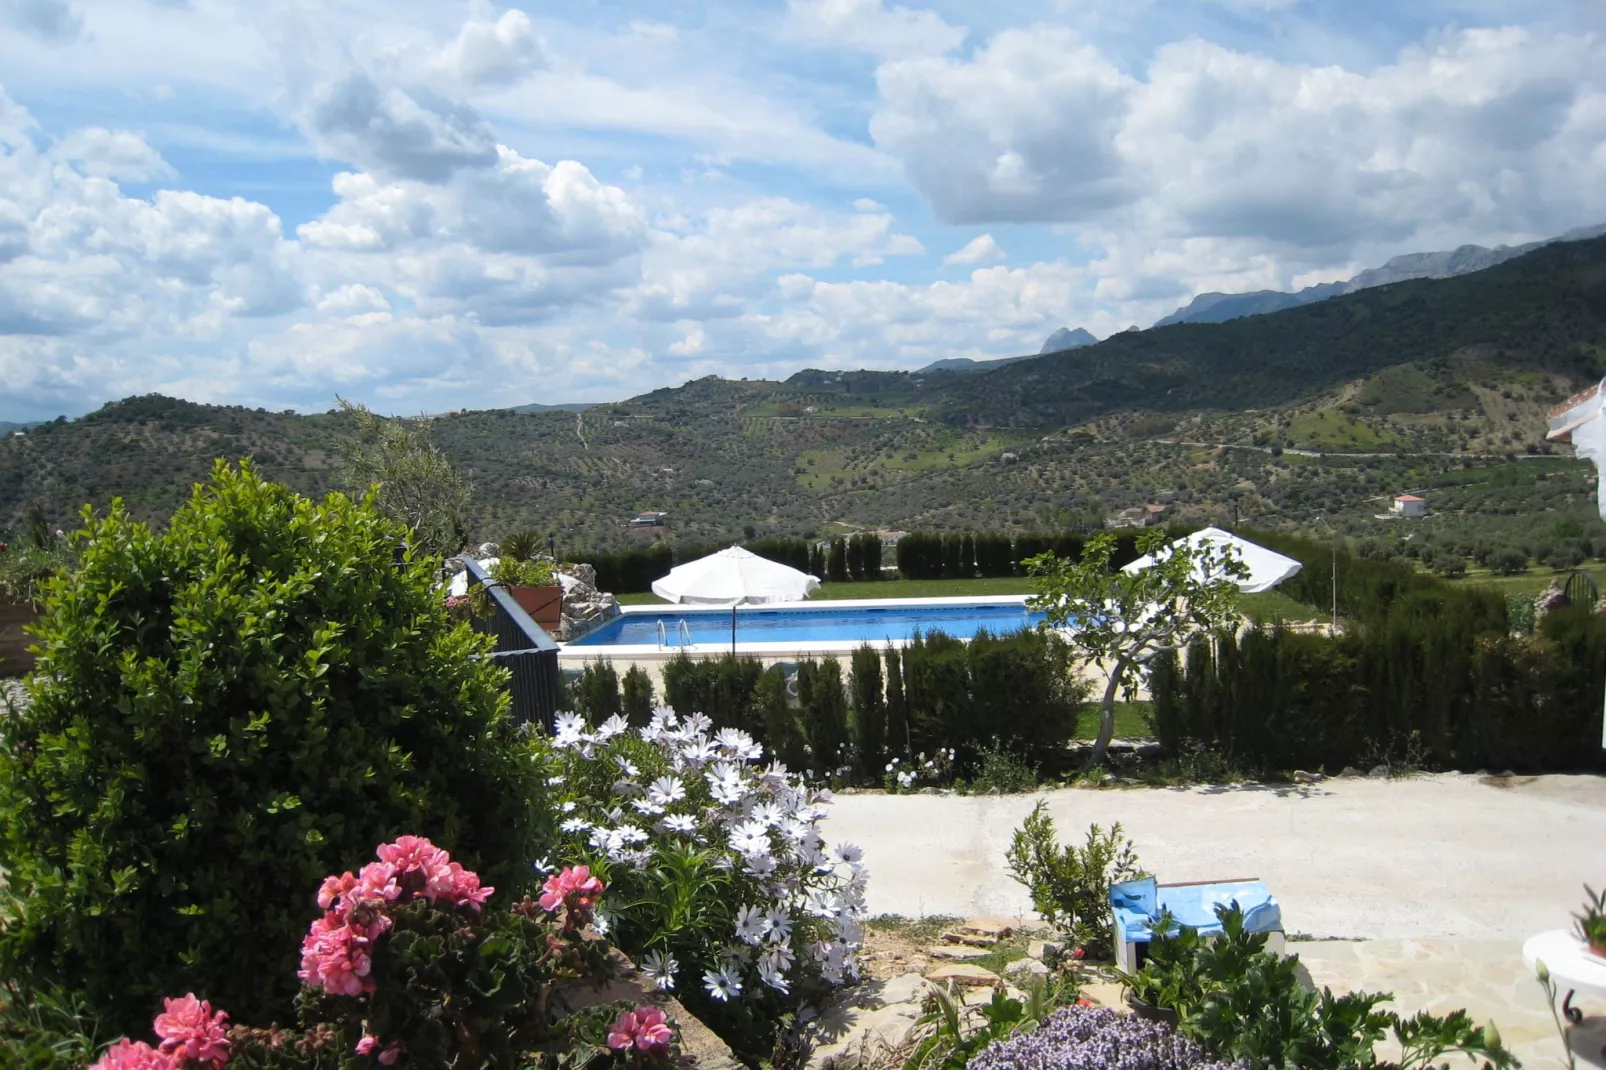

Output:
xmin=1454 ymin=566 xmax=1606 ymax=597
xmin=1076 ymin=701 xmax=1153 ymax=740
xmin=1238 ymin=589 xmax=1329 ymax=622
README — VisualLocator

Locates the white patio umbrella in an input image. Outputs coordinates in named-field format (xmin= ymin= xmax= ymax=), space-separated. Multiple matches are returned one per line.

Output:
xmin=652 ymin=546 xmax=820 ymax=605
xmin=1121 ymin=527 xmax=1302 ymax=594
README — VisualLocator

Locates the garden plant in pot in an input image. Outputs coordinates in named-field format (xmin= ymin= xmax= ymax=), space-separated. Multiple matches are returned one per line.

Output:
xmin=489 ymin=556 xmax=563 ymax=632
xmin=1576 ymin=885 xmax=1606 ymax=958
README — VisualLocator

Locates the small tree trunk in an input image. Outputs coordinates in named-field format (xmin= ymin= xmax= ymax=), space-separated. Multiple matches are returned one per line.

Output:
xmin=1087 ymin=658 xmax=1127 ymax=769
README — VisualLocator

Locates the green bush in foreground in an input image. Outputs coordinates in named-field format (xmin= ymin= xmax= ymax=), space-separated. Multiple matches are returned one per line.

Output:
xmin=0 ymin=462 xmax=546 ymax=1034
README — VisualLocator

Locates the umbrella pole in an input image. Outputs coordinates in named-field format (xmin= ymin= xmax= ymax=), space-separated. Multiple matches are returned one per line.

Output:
xmin=731 ymin=604 xmax=738 ymax=655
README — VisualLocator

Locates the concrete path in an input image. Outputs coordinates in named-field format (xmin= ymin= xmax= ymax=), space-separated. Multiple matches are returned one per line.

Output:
xmin=832 ymin=773 xmax=1605 ymax=941
xmin=1300 ymin=939 xmax=1605 ymax=1070
xmin=833 ymin=773 xmax=1606 ymax=1069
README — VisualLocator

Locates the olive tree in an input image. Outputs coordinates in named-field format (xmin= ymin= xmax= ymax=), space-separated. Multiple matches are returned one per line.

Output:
xmin=1027 ymin=528 xmax=1245 ymax=767
xmin=336 ymin=398 xmax=475 ymax=558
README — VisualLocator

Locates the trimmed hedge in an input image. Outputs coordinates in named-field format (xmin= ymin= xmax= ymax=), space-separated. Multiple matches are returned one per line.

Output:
xmin=1150 ymin=602 xmax=1606 ymax=773
xmin=567 ymin=626 xmax=1085 ymax=777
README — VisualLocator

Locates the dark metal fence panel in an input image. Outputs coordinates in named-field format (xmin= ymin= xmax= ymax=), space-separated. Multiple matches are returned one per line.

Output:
xmin=459 ymin=557 xmax=562 ymax=729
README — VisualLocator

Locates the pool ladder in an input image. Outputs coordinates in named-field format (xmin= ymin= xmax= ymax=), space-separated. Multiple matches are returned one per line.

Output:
xmin=656 ymin=618 xmax=693 ymax=649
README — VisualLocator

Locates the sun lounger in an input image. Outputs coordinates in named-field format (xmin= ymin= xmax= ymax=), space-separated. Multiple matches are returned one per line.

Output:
xmin=1110 ymin=876 xmax=1286 ymax=973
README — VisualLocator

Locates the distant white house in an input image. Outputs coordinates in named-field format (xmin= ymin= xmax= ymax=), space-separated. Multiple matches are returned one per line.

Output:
xmin=1392 ymin=494 xmax=1427 ymax=517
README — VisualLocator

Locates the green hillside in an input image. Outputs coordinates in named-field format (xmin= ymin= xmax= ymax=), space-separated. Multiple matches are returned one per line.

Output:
xmin=4 ymin=236 xmax=1606 ymax=557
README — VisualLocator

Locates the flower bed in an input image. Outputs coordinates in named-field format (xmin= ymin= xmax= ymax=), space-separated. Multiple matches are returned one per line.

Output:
xmin=544 ymin=707 xmax=869 ymax=1056
xmin=86 ymin=836 xmax=673 ymax=1070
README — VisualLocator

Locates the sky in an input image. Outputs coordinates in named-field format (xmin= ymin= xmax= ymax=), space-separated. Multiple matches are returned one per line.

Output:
xmin=0 ymin=0 xmax=1604 ymax=421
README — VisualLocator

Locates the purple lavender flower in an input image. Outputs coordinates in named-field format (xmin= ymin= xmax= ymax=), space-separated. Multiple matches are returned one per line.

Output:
xmin=966 ymin=1005 xmax=1246 ymax=1070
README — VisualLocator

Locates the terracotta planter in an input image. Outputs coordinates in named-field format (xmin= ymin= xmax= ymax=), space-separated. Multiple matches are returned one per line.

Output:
xmin=509 ymin=584 xmax=563 ymax=632
xmin=0 ymin=602 xmax=39 ymax=677
xmin=1125 ymin=990 xmax=1180 ymax=1028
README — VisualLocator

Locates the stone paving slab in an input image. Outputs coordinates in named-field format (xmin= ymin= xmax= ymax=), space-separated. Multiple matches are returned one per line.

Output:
xmin=1297 ymin=938 xmax=1606 ymax=1070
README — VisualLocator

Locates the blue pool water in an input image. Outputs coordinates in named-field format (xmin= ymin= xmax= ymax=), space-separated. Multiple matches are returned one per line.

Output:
xmin=569 ymin=600 xmax=1048 ymax=647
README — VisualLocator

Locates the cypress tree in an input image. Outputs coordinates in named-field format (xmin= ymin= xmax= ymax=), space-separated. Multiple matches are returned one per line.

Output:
xmin=621 ymin=665 xmax=655 ymax=724
xmin=885 ymin=647 xmax=909 ymax=759
xmin=850 ymin=645 xmax=886 ymax=771
xmin=828 ymin=537 xmax=849 ymax=583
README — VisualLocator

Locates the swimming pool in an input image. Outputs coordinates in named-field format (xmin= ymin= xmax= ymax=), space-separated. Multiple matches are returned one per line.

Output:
xmin=568 ymin=597 xmax=1048 ymax=648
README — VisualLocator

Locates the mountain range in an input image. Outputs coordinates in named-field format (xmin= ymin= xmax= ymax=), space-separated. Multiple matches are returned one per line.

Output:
xmin=1154 ymin=222 xmax=1606 ymax=328
xmin=918 ymin=326 xmax=1097 ymax=373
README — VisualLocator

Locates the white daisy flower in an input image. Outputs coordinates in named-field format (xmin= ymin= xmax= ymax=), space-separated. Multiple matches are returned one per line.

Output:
xmin=684 ymin=712 xmax=713 ymax=735
xmin=835 ymin=842 xmax=863 ymax=865
xmin=617 ymin=757 xmax=640 ymax=778
xmin=648 ymin=775 xmax=687 ymax=806
xmin=597 ymin=713 xmax=630 ymax=740
xmin=553 ymin=712 xmax=587 ymax=748
xmin=660 ymin=814 xmax=699 ymax=835
xmin=707 ymin=762 xmax=746 ymax=805
xmin=764 ymin=907 xmax=792 ymax=942
xmin=734 ymin=904 xmax=767 ymax=945
xmin=714 ymin=727 xmax=763 ymax=761
xmin=680 ymin=736 xmax=719 ymax=767
xmin=632 ymin=798 xmax=665 ymax=816
xmin=704 ymin=965 xmax=742 ymax=1001
xmin=641 ymin=949 xmax=678 ymax=989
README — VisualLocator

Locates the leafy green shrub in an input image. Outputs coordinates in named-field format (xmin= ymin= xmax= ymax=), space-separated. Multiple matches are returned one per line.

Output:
xmin=0 ymin=537 xmax=72 ymax=607
xmin=0 ymin=462 xmax=546 ymax=1033
xmin=1124 ymin=904 xmax=1514 ymax=1070
xmin=1004 ymin=805 xmax=1144 ymax=958
xmin=971 ymin=742 xmax=1039 ymax=794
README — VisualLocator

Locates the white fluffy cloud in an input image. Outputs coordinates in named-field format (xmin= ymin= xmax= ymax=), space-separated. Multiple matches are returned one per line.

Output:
xmin=872 ymin=28 xmax=1136 ymax=224
xmin=306 ymin=74 xmax=500 ymax=182
xmin=49 ymin=127 xmax=177 ymax=181
xmin=427 ymin=9 xmax=545 ymax=88
xmin=3 ymin=3 xmax=1605 ymax=420
xmin=873 ymin=25 xmax=1606 ymax=251
xmin=783 ymin=0 xmax=966 ymax=59
xmin=630 ymin=197 xmax=923 ymax=323
xmin=943 ymin=233 xmax=1004 ymax=264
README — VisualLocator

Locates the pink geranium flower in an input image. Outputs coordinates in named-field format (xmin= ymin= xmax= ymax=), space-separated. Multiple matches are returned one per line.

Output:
xmin=299 ymin=912 xmax=388 ymax=996
xmin=376 ymin=835 xmax=452 ymax=899
xmin=89 ymin=1039 xmax=174 ymax=1070
xmin=440 ymin=860 xmax=494 ymax=910
xmin=153 ymin=993 xmax=231 ymax=1066
xmin=606 ymin=1005 xmax=673 ymax=1058
xmin=539 ymin=865 xmax=604 ymax=915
